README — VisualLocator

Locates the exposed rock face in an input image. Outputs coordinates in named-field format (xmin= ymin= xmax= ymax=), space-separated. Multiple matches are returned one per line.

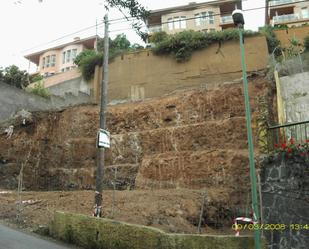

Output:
xmin=0 ymin=79 xmax=267 ymax=194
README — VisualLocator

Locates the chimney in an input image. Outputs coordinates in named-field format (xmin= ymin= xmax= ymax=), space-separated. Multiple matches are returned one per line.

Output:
xmin=73 ymin=37 xmax=80 ymax=41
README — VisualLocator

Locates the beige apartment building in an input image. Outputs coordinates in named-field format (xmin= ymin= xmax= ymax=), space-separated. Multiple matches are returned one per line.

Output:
xmin=269 ymin=0 xmax=309 ymax=27
xmin=25 ymin=36 xmax=97 ymax=77
xmin=147 ymin=0 xmax=242 ymax=35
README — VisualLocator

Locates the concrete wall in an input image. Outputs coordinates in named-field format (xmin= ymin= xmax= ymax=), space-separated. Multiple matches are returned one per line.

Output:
xmin=278 ymin=72 xmax=309 ymax=123
xmin=0 ymin=82 xmax=92 ymax=122
xmin=46 ymin=76 xmax=91 ymax=97
xmin=94 ymin=36 xmax=268 ymax=103
xmin=0 ymin=82 xmax=51 ymax=121
xmin=260 ymin=155 xmax=309 ymax=249
xmin=27 ymin=68 xmax=92 ymax=98
xmin=50 ymin=211 xmax=266 ymax=249
xmin=274 ymin=26 xmax=309 ymax=48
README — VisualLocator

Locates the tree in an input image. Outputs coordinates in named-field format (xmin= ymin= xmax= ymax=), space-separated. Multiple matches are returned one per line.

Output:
xmin=97 ymin=34 xmax=131 ymax=53
xmin=105 ymin=0 xmax=149 ymax=41
xmin=0 ymin=65 xmax=29 ymax=89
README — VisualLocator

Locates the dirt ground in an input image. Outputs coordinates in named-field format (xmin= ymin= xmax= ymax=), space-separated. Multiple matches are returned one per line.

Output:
xmin=0 ymin=188 xmax=250 ymax=236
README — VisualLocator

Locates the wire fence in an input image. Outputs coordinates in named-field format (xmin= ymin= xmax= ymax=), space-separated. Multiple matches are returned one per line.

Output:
xmin=273 ymin=51 xmax=309 ymax=77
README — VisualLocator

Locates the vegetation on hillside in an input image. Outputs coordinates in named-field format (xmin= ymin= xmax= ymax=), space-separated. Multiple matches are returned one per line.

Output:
xmin=304 ymin=35 xmax=309 ymax=52
xmin=150 ymin=29 xmax=259 ymax=62
xmin=27 ymin=81 xmax=50 ymax=99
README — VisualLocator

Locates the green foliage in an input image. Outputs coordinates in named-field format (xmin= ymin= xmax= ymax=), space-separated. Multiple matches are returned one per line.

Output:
xmin=286 ymin=36 xmax=302 ymax=58
xmin=304 ymin=35 xmax=309 ymax=52
xmin=74 ymin=49 xmax=96 ymax=66
xmin=28 ymin=81 xmax=50 ymax=99
xmin=76 ymin=53 xmax=103 ymax=81
xmin=0 ymin=65 xmax=29 ymax=89
xmin=149 ymin=31 xmax=168 ymax=43
xmin=152 ymin=29 xmax=259 ymax=62
xmin=75 ymin=34 xmax=143 ymax=80
xmin=105 ymin=0 xmax=149 ymax=41
xmin=259 ymin=25 xmax=280 ymax=54
xmin=29 ymin=74 xmax=43 ymax=83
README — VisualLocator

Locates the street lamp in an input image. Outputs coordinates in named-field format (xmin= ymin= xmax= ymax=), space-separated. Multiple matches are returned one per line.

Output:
xmin=232 ymin=9 xmax=261 ymax=249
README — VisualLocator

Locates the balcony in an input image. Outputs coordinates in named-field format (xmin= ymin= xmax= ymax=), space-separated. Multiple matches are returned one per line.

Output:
xmin=272 ymin=13 xmax=300 ymax=24
xmin=220 ymin=15 xmax=233 ymax=24
xmin=269 ymin=0 xmax=297 ymax=7
xmin=148 ymin=25 xmax=162 ymax=34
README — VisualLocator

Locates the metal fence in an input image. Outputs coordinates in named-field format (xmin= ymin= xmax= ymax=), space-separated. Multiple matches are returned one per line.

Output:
xmin=268 ymin=120 xmax=309 ymax=151
xmin=272 ymin=52 xmax=309 ymax=77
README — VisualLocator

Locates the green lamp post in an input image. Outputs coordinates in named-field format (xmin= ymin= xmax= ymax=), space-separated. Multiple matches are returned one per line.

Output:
xmin=232 ymin=9 xmax=261 ymax=249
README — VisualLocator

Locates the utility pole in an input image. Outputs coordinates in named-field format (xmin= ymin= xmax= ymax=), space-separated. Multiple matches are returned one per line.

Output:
xmin=94 ymin=13 xmax=109 ymax=218
xmin=265 ymin=0 xmax=269 ymax=25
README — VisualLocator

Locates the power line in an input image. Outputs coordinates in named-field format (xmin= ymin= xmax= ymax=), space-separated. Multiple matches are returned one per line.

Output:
xmin=22 ymin=0 xmax=309 ymax=53
xmin=149 ymin=0 xmax=309 ymax=27
xmin=21 ymin=22 xmax=104 ymax=53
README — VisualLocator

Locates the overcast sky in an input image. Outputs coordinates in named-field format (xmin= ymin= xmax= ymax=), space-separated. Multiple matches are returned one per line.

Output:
xmin=0 ymin=0 xmax=265 ymax=73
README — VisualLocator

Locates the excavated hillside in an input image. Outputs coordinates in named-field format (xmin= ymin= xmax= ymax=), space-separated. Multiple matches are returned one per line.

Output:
xmin=0 ymin=76 xmax=270 ymax=233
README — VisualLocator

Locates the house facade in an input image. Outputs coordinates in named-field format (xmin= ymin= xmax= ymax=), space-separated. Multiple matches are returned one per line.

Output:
xmin=25 ymin=36 xmax=97 ymax=77
xmin=147 ymin=0 xmax=242 ymax=35
xmin=269 ymin=0 xmax=309 ymax=27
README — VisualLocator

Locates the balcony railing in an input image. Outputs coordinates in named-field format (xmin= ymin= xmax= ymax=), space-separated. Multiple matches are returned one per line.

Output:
xmin=148 ymin=25 xmax=162 ymax=34
xmin=269 ymin=0 xmax=297 ymax=7
xmin=273 ymin=13 xmax=299 ymax=23
xmin=220 ymin=15 xmax=233 ymax=24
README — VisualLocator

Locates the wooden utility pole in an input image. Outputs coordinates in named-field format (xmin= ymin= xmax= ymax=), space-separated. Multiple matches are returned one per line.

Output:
xmin=265 ymin=0 xmax=269 ymax=25
xmin=94 ymin=14 xmax=109 ymax=218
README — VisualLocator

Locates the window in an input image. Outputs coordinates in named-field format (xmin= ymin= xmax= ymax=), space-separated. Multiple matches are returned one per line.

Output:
xmin=167 ymin=16 xmax=186 ymax=30
xmin=302 ymin=7 xmax=309 ymax=19
xmin=195 ymin=11 xmax=215 ymax=26
xmin=195 ymin=14 xmax=201 ymax=26
xmin=71 ymin=49 xmax=77 ymax=60
xmin=66 ymin=50 xmax=71 ymax=63
xmin=42 ymin=57 xmax=45 ymax=69
xmin=46 ymin=56 xmax=50 ymax=68
xmin=208 ymin=11 xmax=214 ymax=24
xmin=50 ymin=55 xmax=56 ymax=67
xmin=62 ymin=51 xmax=66 ymax=64
xmin=210 ymin=28 xmax=216 ymax=32
xmin=180 ymin=16 xmax=186 ymax=29
xmin=168 ymin=18 xmax=173 ymax=30
xmin=174 ymin=17 xmax=180 ymax=29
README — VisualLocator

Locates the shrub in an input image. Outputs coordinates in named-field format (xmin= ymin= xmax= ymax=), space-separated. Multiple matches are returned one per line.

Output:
xmin=28 ymin=81 xmax=50 ymax=99
xmin=152 ymin=29 xmax=259 ymax=62
xmin=75 ymin=52 xmax=103 ymax=81
xmin=30 ymin=74 xmax=43 ymax=83
xmin=304 ymin=35 xmax=309 ymax=52
xmin=259 ymin=25 xmax=280 ymax=54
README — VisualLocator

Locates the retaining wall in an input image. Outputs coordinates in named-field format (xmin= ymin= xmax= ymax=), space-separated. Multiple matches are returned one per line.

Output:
xmin=0 ymin=82 xmax=92 ymax=122
xmin=50 ymin=211 xmax=266 ymax=249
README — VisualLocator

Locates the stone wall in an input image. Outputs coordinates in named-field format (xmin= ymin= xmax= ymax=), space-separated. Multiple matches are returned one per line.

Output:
xmin=260 ymin=154 xmax=309 ymax=249
xmin=50 ymin=211 xmax=266 ymax=249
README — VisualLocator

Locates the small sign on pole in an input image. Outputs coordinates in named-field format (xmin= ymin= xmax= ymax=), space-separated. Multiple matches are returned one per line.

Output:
xmin=97 ymin=129 xmax=110 ymax=149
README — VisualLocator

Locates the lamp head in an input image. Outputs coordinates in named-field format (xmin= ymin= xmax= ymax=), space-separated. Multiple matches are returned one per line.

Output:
xmin=232 ymin=9 xmax=245 ymax=27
